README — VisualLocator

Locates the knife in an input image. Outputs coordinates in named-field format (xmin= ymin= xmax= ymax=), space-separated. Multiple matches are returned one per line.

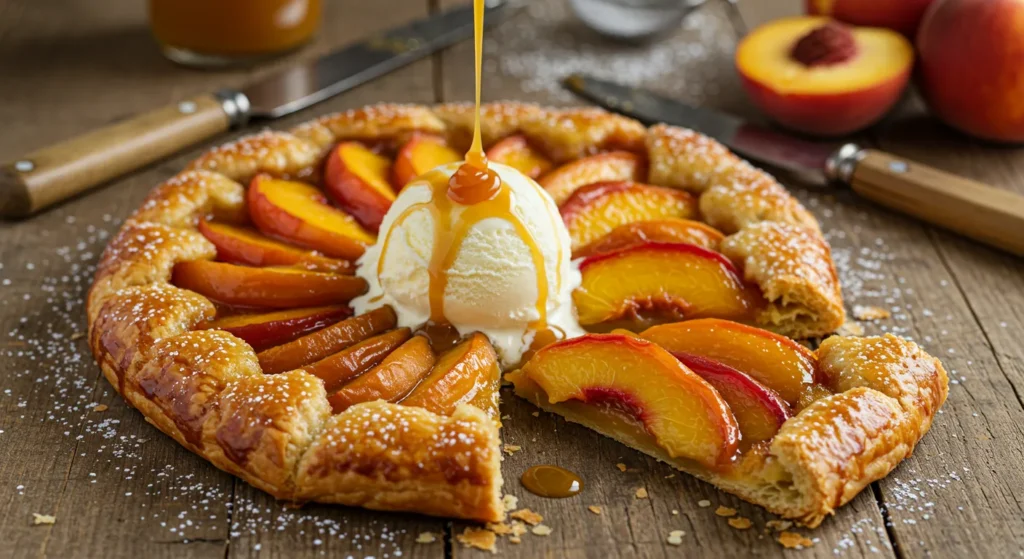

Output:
xmin=565 ymin=74 xmax=1024 ymax=257
xmin=0 ymin=1 xmax=510 ymax=219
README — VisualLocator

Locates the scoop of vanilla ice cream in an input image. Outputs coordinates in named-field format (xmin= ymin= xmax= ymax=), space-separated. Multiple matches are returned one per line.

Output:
xmin=351 ymin=161 xmax=584 ymax=367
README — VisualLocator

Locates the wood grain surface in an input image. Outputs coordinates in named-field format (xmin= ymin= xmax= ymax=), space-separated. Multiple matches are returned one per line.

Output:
xmin=1 ymin=0 xmax=1022 ymax=558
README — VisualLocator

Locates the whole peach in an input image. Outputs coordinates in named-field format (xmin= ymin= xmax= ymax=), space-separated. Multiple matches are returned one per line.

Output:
xmin=806 ymin=0 xmax=936 ymax=36
xmin=917 ymin=0 xmax=1024 ymax=143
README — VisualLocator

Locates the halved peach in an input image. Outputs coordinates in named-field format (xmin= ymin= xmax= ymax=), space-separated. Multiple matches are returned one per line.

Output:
xmin=327 ymin=335 xmax=436 ymax=412
xmin=257 ymin=306 xmax=397 ymax=374
xmin=671 ymin=352 xmax=791 ymax=444
xmin=573 ymin=242 xmax=763 ymax=327
xmin=392 ymin=134 xmax=462 ymax=189
xmin=400 ymin=333 xmax=500 ymax=418
xmin=574 ymin=218 xmax=725 ymax=258
xmin=247 ymin=174 xmax=375 ymax=260
xmin=539 ymin=151 xmax=647 ymax=205
xmin=203 ymin=305 xmax=350 ymax=351
xmin=323 ymin=142 xmax=396 ymax=233
xmin=560 ymin=182 xmax=698 ymax=250
xmin=485 ymin=135 xmax=553 ymax=179
xmin=300 ymin=328 xmax=411 ymax=393
xmin=640 ymin=318 xmax=817 ymax=405
xmin=172 ymin=260 xmax=366 ymax=309
xmin=508 ymin=333 xmax=740 ymax=467
xmin=197 ymin=220 xmax=352 ymax=274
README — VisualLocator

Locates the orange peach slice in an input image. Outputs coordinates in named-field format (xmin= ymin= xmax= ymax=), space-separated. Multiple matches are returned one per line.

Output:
xmin=197 ymin=220 xmax=352 ymax=274
xmin=300 ymin=328 xmax=411 ymax=393
xmin=257 ymin=306 xmax=397 ymax=374
xmin=640 ymin=318 xmax=817 ymax=405
xmin=574 ymin=218 xmax=725 ymax=258
xmin=573 ymin=242 xmax=763 ymax=327
xmin=392 ymin=134 xmax=462 ymax=189
xmin=560 ymin=182 xmax=698 ymax=250
xmin=247 ymin=174 xmax=375 ymax=261
xmin=671 ymin=352 xmax=791 ymax=444
xmin=540 ymin=151 xmax=647 ymax=205
xmin=327 ymin=335 xmax=436 ymax=412
xmin=323 ymin=142 xmax=396 ymax=232
xmin=509 ymin=333 xmax=740 ymax=467
xmin=485 ymin=135 xmax=553 ymax=179
xmin=172 ymin=260 xmax=366 ymax=309
xmin=401 ymin=333 xmax=500 ymax=418
xmin=203 ymin=305 xmax=350 ymax=351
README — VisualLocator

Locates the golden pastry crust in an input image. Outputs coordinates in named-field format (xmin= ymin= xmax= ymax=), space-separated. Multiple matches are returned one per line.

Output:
xmin=89 ymin=102 xmax=845 ymax=523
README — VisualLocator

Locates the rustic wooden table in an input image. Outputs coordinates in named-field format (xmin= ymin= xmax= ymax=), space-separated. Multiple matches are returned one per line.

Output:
xmin=1 ymin=0 xmax=1022 ymax=557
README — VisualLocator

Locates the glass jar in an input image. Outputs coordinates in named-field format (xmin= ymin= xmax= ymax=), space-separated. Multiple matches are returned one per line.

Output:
xmin=149 ymin=0 xmax=322 ymax=68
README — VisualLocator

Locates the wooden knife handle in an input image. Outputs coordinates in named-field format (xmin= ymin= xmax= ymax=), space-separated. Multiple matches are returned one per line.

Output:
xmin=850 ymin=149 xmax=1024 ymax=256
xmin=0 ymin=93 xmax=235 ymax=218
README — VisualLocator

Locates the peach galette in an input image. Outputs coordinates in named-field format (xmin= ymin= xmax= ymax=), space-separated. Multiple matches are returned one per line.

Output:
xmin=86 ymin=102 xmax=943 ymax=526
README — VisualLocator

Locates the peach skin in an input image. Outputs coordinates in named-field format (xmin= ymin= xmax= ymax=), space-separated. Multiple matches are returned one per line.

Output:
xmin=486 ymin=134 xmax=554 ymax=179
xmin=391 ymin=134 xmax=461 ymax=189
xmin=806 ymin=0 xmax=935 ymax=36
xmin=197 ymin=220 xmax=352 ymax=274
xmin=323 ymin=142 xmax=397 ymax=232
xmin=540 ymin=151 xmax=647 ymax=205
xmin=574 ymin=218 xmax=724 ymax=258
xmin=171 ymin=260 xmax=366 ymax=309
xmin=203 ymin=305 xmax=350 ymax=351
xmin=560 ymin=181 xmax=698 ymax=250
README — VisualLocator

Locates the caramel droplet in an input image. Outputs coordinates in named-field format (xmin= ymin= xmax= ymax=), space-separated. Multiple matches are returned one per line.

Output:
xmin=521 ymin=465 xmax=584 ymax=498
xmin=448 ymin=162 xmax=500 ymax=205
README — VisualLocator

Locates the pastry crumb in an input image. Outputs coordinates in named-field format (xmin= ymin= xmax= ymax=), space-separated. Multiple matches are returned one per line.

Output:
xmin=71 ymin=332 xmax=87 ymax=341
xmin=778 ymin=531 xmax=814 ymax=549
xmin=671 ymin=509 xmax=679 ymax=515
xmin=510 ymin=508 xmax=543 ymax=526
xmin=531 ymin=411 xmax=540 ymax=417
xmin=510 ymin=521 xmax=528 ymax=537
xmin=666 ymin=530 xmax=685 ymax=545
xmin=853 ymin=304 xmax=891 ymax=320
xmin=697 ymin=499 xmax=711 ymax=508
xmin=487 ymin=522 xmax=514 ymax=535
xmin=766 ymin=519 xmax=793 ymax=532
xmin=634 ymin=487 xmax=648 ymax=499
xmin=531 ymin=524 xmax=552 ymax=536
xmin=509 ymin=536 xmax=521 ymax=544
xmin=457 ymin=527 xmax=497 ymax=552
xmin=615 ymin=463 xmax=627 ymax=472
xmin=415 ymin=532 xmax=436 ymax=543
xmin=665 ymin=474 xmax=675 ymax=479
xmin=728 ymin=517 xmax=752 ymax=530
xmin=502 ymin=494 xmax=519 ymax=512
xmin=836 ymin=320 xmax=865 ymax=337
xmin=92 ymin=404 xmax=108 ymax=412
xmin=588 ymin=505 xmax=602 ymax=515
xmin=502 ymin=444 xmax=522 ymax=455
xmin=32 ymin=514 xmax=56 ymax=525
xmin=715 ymin=506 xmax=736 ymax=517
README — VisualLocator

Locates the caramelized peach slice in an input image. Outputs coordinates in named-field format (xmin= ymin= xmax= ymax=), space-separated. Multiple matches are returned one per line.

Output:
xmin=575 ymin=218 xmax=725 ymax=258
xmin=247 ymin=175 xmax=375 ymax=260
xmin=323 ymin=142 xmax=396 ymax=232
xmin=203 ymin=306 xmax=350 ymax=351
xmin=573 ymin=242 xmax=763 ymax=327
xmin=300 ymin=328 xmax=411 ymax=393
xmin=485 ymin=135 xmax=553 ymax=179
xmin=640 ymin=319 xmax=817 ymax=405
xmin=560 ymin=182 xmax=698 ymax=250
xmin=328 ymin=335 xmax=436 ymax=412
xmin=509 ymin=333 xmax=740 ymax=467
xmin=401 ymin=333 xmax=500 ymax=418
xmin=257 ymin=306 xmax=397 ymax=374
xmin=672 ymin=352 xmax=791 ymax=444
xmin=197 ymin=220 xmax=352 ymax=274
xmin=392 ymin=134 xmax=461 ymax=189
xmin=539 ymin=151 xmax=646 ymax=205
xmin=172 ymin=260 xmax=365 ymax=309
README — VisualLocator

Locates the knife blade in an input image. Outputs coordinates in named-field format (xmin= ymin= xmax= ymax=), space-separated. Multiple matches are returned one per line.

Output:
xmin=564 ymin=74 xmax=1024 ymax=257
xmin=0 ymin=1 xmax=510 ymax=218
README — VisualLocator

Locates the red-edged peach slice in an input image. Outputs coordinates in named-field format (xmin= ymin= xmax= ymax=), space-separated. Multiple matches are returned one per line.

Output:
xmin=203 ymin=305 xmax=350 ymax=351
xmin=574 ymin=218 xmax=725 ymax=258
xmin=323 ymin=142 xmax=396 ymax=232
xmin=560 ymin=182 xmax=698 ymax=250
xmin=539 ymin=151 xmax=647 ymax=205
xmin=573 ymin=242 xmax=764 ymax=327
xmin=257 ymin=306 xmax=397 ymax=374
xmin=247 ymin=174 xmax=375 ymax=260
xmin=392 ymin=134 xmax=462 ymax=189
xmin=736 ymin=17 xmax=913 ymax=136
xmin=400 ymin=333 xmax=500 ymax=418
xmin=508 ymin=333 xmax=740 ymax=467
xmin=197 ymin=220 xmax=352 ymax=274
xmin=485 ymin=135 xmax=553 ymax=179
xmin=671 ymin=352 xmax=791 ymax=444
xmin=172 ymin=260 xmax=366 ymax=309
xmin=327 ymin=335 xmax=436 ymax=412
xmin=300 ymin=328 xmax=411 ymax=393
xmin=640 ymin=318 xmax=818 ymax=405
